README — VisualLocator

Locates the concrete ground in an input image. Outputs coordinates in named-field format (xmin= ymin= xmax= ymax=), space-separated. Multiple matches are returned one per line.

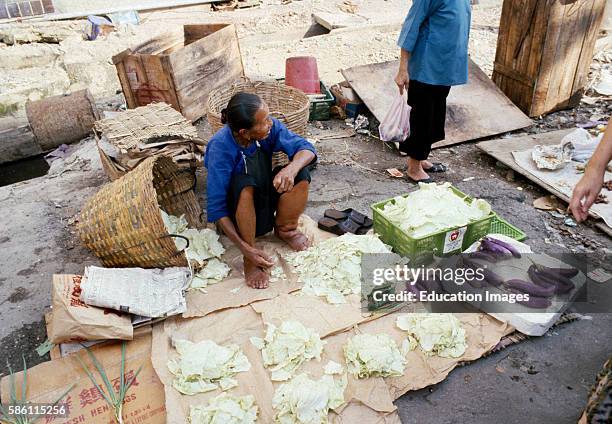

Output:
xmin=0 ymin=117 xmax=610 ymax=422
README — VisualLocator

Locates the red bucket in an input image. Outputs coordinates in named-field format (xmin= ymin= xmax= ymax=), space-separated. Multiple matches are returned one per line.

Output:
xmin=285 ymin=56 xmax=321 ymax=94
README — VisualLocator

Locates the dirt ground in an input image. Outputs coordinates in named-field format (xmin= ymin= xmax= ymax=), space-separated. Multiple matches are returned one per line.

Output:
xmin=0 ymin=0 xmax=611 ymax=422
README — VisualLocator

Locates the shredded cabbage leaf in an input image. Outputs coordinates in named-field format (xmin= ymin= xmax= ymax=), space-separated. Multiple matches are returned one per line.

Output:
xmin=161 ymin=210 xmax=229 ymax=291
xmin=190 ymin=393 xmax=258 ymax=424
xmin=380 ymin=183 xmax=491 ymax=238
xmin=272 ymin=373 xmax=347 ymax=424
xmin=167 ymin=339 xmax=251 ymax=395
xmin=396 ymin=313 xmax=467 ymax=358
xmin=250 ymin=321 xmax=325 ymax=381
xmin=343 ymin=333 xmax=406 ymax=378
xmin=191 ymin=258 xmax=231 ymax=291
xmin=280 ymin=234 xmax=392 ymax=304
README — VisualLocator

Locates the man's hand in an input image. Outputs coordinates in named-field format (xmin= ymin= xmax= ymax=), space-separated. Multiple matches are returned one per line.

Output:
xmin=569 ymin=171 xmax=604 ymax=222
xmin=273 ymin=165 xmax=297 ymax=193
xmin=395 ymin=69 xmax=409 ymax=95
xmin=242 ymin=244 xmax=274 ymax=268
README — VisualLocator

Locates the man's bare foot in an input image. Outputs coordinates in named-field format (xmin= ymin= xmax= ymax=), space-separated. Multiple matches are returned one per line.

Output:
xmin=421 ymin=159 xmax=433 ymax=169
xmin=244 ymin=259 xmax=269 ymax=289
xmin=275 ymin=228 xmax=311 ymax=251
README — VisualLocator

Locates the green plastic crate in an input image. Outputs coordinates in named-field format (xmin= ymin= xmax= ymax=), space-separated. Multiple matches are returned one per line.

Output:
xmin=489 ymin=214 xmax=527 ymax=242
xmin=277 ymin=78 xmax=334 ymax=121
xmin=307 ymin=81 xmax=334 ymax=121
xmin=371 ymin=186 xmax=495 ymax=264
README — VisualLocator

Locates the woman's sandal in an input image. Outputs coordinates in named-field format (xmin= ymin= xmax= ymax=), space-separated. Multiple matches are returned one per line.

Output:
xmin=323 ymin=208 xmax=373 ymax=228
xmin=424 ymin=162 xmax=447 ymax=173
xmin=318 ymin=216 xmax=363 ymax=235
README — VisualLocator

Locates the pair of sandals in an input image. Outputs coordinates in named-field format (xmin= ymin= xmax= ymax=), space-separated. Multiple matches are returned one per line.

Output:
xmin=318 ymin=208 xmax=373 ymax=235
xmin=408 ymin=162 xmax=447 ymax=184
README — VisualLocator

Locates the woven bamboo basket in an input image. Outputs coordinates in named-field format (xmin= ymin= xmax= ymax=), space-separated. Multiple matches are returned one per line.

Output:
xmin=77 ymin=156 xmax=202 ymax=268
xmin=206 ymin=80 xmax=310 ymax=167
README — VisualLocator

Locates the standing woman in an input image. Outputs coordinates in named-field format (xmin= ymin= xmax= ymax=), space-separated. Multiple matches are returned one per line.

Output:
xmin=394 ymin=0 xmax=471 ymax=183
xmin=205 ymin=92 xmax=316 ymax=289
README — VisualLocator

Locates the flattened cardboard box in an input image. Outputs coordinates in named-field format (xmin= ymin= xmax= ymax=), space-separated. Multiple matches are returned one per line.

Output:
xmin=0 ymin=332 xmax=165 ymax=424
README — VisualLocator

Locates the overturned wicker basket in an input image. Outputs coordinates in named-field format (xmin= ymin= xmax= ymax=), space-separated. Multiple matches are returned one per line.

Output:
xmin=77 ymin=156 xmax=202 ymax=268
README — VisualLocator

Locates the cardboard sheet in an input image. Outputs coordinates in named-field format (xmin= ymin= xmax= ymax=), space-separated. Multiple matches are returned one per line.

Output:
xmin=183 ymin=215 xmax=334 ymax=318
xmin=0 ymin=330 xmax=166 ymax=424
xmin=341 ymin=59 xmax=532 ymax=148
xmin=251 ymin=293 xmax=375 ymax=338
xmin=151 ymin=306 xmax=397 ymax=423
xmin=354 ymin=312 xmax=511 ymax=400
xmin=512 ymin=149 xmax=612 ymax=228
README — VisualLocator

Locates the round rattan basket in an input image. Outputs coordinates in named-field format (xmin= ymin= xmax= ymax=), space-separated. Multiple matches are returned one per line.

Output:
xmin=77 ymin=156 xmax=202 ymax=268
xmin=206 ymin=79 xmax=310 ymax=136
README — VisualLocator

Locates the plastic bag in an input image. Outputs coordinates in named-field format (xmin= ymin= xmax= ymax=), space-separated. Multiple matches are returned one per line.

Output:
xmin=562 ymin=128 xmax=601 ymax=162
xmin=379 ymin=92 xmax=411 ymax=142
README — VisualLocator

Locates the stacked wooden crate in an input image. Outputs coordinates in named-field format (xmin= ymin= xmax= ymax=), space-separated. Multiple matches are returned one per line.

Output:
xmin=113 ymin=24 xmax=244 ymax=122
xmin=492 ymin=0 xmax=606 ymax=117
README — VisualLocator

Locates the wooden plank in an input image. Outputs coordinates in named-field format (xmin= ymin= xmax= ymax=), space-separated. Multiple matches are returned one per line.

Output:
xmin=177 ymin=50 xmax=244 ymax=121
xmin=532 ymin=1 xmax=568 ymax=116
xmin=547 ymin=0 xmax=591 ymax=112
xmin=171 ymin=41 xmax=240 ymax=91
xmin=184 ymin=23 xmax=227 ymax=45
xmin=524 ymin=0 xmax=550 ymax=112
xmin=168 ymin=24 xmax=240 ymax=88
xmin=493 ymin=62 xmax=535 ymax=88
xmin=115 ymin=60 xmax=138 ymax=109
xmin=571 ymin=0 xmax=606 ymax=105
xmin=476 ymin=129 xmax=611 ymax=235
xmin=169 ymin=24 xmax=244 ymax=121
xmin=341 ymin=59 xmax=532 ymax=148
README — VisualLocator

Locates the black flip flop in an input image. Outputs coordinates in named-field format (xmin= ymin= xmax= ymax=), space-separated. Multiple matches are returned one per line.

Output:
xmin=424 ymin=162 xmax=447 ymax=173
xmin=318 ymin=216 xmax=362 ymax=235
xmin=408 ymin=177 xmax=434 ymax=184
xmin=324 ymin=208 xmax=373 ymax=227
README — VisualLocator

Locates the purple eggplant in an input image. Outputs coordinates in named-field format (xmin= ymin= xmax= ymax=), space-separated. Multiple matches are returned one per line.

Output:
xmin=529 ymin=265 xmax=575 ymax=294
xmin=405 ymin=279 xmax=426 ymax=297
xmin=535 ymin=264 xmax=579 ymax=278
xmin=469 ymin=251 xmax=498 ymax=262
xmin=505 ymin=279 xmax=556 ymax=297
xmin=484 ymin=237 xmax=522 ymax=258
xmin=421 ymin=277 xmax=442 ymax=293
xmin=462 ymin=257 xmax=502 ymax=287
xmin=482 ymin=268 xmax=504 ymax=287
xmin=528 ymin=265 xmax=556 ymax=288
xmin=509 ymin=290 xmax=552 ymax=309
xmin=479 ymin=238 xmax=513 ymax=258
